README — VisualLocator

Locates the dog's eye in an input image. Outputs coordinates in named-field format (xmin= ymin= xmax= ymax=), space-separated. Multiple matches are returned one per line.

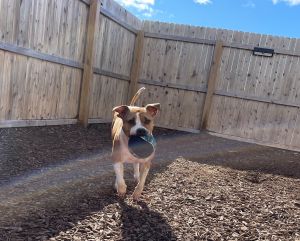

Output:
xmin=144 ymin=118 xmax=151 ymax=125
xmin=128 ymin=118 xmax=136 ymax=125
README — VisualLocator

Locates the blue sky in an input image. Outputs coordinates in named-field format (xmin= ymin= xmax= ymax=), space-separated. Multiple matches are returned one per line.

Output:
xmin=115 ymin=0 xmax=300 ymax=38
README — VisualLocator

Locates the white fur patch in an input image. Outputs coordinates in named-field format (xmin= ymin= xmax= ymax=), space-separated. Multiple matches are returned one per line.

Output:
xmin=113 ymin=162 xmax=125 ymax=185
xmin=130 ymin=113 xmax=146 ymax=135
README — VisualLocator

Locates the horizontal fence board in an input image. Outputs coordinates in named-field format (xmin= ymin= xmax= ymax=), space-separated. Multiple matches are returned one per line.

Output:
xmin=0 ymin=119 xmax=78 ymax=128
xmin=88 ymin=118 xmax=111 ymax=124
xmin=0 ymin=41 xmax=83 ymax=69
xmin=138 ymin=79 xmax=207 ymax=93
xmin=144 ymin=32 xmax=216 ymax=45
xmin=94 ymin=68 xmax=130 ymax=81
xmin=224 ymin=42 xmax=300 ymax=58
xmin=215 ymin=90 xmax=300 ymax=108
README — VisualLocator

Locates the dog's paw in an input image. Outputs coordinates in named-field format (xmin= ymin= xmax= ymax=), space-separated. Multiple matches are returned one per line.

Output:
xmin=117 ymin=191 xmax=126 ymax=199
xmin=132 ymin=190 xmax=142 ymax=201
xmin=116 ymin=184 xmax=127 ymax=198
xmin=134 ymin=176 xmax=140 ymax=184
xmin=117 ymin=189 xmax=127 ymax=198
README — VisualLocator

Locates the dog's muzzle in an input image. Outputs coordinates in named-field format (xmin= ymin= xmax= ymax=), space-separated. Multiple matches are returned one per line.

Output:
xmin=135 ymin=128 xmax=148 ymax=137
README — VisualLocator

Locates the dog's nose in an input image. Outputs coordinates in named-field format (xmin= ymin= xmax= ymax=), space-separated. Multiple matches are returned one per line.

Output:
xmin=136 ymin=128 xmax=147 ymax=136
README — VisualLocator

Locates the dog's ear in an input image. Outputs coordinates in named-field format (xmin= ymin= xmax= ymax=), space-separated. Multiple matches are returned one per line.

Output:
xmin=145 ymin=103 xmax=160 ymax=117
xmin=112 ymin=105 xmax=130 ymax=119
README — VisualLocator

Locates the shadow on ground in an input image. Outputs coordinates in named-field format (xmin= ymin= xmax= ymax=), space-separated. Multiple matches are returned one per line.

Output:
xmin=0 ymin=163 xmax=176 ymax=240
xmin=119 ymin=200 xmax=176 ymax=241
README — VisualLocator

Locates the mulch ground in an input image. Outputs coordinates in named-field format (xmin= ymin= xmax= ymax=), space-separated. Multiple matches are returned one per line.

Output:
xmin=47 ymin=158 xmax=300 ymax=241
xmin=0 ymin=124 xmax=300 ymax=241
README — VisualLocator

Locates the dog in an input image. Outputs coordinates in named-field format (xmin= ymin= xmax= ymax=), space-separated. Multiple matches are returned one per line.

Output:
xmin=111 ymin=87 xmax=160 ymax=200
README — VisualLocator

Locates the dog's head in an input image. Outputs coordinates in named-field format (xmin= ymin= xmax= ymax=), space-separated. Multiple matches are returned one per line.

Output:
xmin=112 ymin=103 xmax=160 ymax=137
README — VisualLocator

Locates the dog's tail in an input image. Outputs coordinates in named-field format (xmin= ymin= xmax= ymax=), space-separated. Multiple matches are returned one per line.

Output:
xmin=130 ymin=87 xmax=146 ymax=106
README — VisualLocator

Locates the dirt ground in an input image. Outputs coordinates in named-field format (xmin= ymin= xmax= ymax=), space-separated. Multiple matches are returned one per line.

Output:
xmin=0 ymin=124 xmax=299 ymax=241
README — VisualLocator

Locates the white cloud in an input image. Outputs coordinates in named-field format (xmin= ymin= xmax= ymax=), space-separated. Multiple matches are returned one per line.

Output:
xmin=143 ymin=12 xmax=153 ymax=17
xmin=145 ymin=9 xmax=165 ymax=18
xmin=168 ymin=13 xmax=175 ymax=19
xmin=272 ymin=0 xmax=300 ymax=5
xmin=243 ymin=1 xmax=256 ymax=7
xmin=242 ymin=0 xmax=256 ymax=8
xmin=194 ymin=0 xmax=212 ymax=4
xmin=115 ymin=0 xmax=155 ymax=16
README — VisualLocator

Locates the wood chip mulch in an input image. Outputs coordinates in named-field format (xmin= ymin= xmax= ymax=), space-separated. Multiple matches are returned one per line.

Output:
xmin=7 ymin=158 xmax=296 ymax=241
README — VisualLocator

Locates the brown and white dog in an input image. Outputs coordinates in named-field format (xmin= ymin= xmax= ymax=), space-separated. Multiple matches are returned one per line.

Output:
xmin=111 ymin=87 xmax=160 ymax=200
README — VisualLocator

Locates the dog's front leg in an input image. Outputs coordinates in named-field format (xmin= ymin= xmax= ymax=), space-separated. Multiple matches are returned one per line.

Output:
xmin=133 ymin=161 xmax=151 ymax=200
xmin=113 ymin=162 xmax=127 ymax=197
xmin=133 ymin=163 xmax=140 ymax=183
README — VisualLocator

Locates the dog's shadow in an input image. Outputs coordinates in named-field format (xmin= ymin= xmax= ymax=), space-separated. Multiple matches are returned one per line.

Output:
xmin=119 ymin=199 xmax=177 ymax=241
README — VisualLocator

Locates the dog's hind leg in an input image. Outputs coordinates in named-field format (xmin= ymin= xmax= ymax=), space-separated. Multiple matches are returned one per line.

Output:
xmin=133 ymin=161 xmax=150 ymax=200
xmin=133 ymin=163 xmax=140 ymax=183
xmin=113 ymin=162 xmax=127 ymax=197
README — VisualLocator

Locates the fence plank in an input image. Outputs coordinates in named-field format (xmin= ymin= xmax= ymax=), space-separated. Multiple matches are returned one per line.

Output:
xmin=128 ymin=30 xmax=145 ymax=103
xmin=79 ymin=0 xmax=100 ymax=127
xmin=201 ymin=40 xmax=223 ymax=129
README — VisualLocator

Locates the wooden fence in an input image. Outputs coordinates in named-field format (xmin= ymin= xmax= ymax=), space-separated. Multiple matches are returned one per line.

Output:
xmin=209 ymin=31 xmax=300 ymax=151
xmin=134 ymin=22 xmax=300 ymax=151
xmin=0 ymin=0 xmax=299 ymax=151
xmin=0 ymin=0 xmax=141 ymax=127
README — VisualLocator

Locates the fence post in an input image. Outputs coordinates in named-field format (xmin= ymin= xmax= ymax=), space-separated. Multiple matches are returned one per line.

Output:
xmin=79 ymin=0 xmax=100 ymax=127
xmin=201 ymin=40 xmax=223 ymax=130
xmin=127 ymin=30 xmax=145 ymax=104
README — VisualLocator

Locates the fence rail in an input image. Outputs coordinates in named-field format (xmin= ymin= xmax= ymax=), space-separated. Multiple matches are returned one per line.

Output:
xmin=0 ymin=42 xmax=83 ymax=69
xmin=214 ymin=90 xmax=300 ymax=109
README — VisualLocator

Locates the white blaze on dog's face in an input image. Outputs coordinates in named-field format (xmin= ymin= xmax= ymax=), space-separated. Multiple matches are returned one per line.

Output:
xmin=113 ymin=103 xmax=160 ymax=137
